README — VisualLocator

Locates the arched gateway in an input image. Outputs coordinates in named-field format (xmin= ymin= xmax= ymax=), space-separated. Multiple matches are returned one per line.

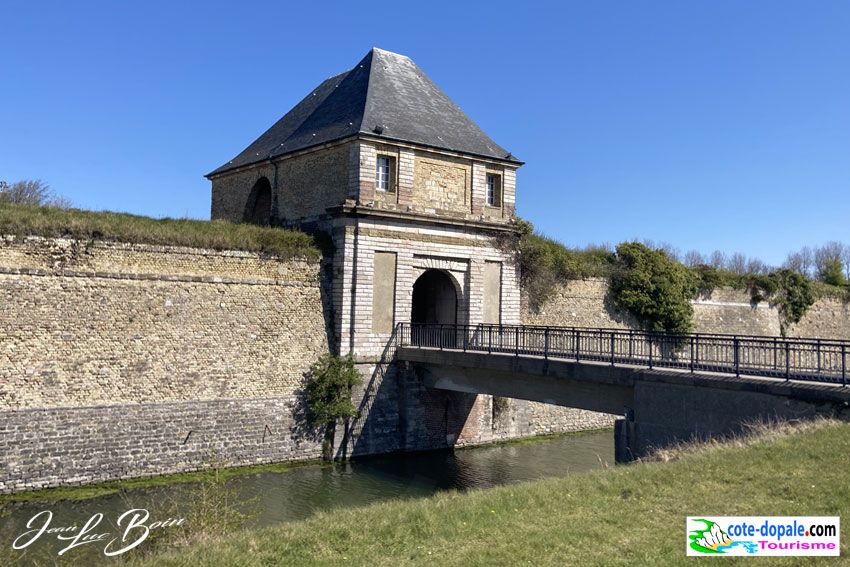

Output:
xmin=411 ymin=269 xmax=458 ymax=326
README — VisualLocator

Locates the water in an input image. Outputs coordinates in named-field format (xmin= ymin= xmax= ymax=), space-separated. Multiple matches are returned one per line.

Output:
xmin=1 ymin=431 xmax=612 ymax=564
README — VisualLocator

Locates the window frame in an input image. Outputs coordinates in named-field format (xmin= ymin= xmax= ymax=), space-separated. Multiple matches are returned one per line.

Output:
xmin=485 ymin=173 xmax=502 ymax=207
xmin=375 ymin=155 xmax=396 ymax=193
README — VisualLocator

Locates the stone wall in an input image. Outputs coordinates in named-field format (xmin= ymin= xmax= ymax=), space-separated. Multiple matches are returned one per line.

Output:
xmin=210 ymin=140 xmax=351 ymax=224
xmin=523 ymin=277 xmax=850 ymax=340
xmin=0 ymin=236 xmax=331 ymax=493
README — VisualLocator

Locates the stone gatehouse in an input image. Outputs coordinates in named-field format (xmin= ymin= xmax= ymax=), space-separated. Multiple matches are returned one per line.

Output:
xmin=208 ymin=48 xmax=523 ymax=359
xmin=206 ymin=47 xmax=567 ymax=456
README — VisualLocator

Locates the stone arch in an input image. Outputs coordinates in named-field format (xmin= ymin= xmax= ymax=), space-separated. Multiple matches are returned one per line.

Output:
xmin=243 ymin=177 xmax=272 ymax=225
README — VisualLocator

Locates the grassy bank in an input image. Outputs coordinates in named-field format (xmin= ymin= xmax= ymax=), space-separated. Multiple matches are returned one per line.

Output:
xmin=0 ymin=202 xmax=321 ymax=259
xmin=136 ymin=420 xmax=850 ymax=566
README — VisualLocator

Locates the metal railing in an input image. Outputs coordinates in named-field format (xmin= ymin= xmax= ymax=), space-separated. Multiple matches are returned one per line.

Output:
xmin=396 ymin=323 xmax=849 ymax=385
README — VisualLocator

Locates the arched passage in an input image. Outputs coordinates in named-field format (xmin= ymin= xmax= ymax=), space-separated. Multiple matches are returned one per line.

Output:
xmin=411 ymin=269 xmax=458 ymax=325
xmin=243 ymin=177 xmax=272 ymax=225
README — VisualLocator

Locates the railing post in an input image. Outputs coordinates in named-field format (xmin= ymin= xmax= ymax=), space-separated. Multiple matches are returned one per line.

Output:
xmin=575 ymin=329 xmax=581 ymax=362
xmin=515 ymin=326 xmax=520 ymax=357
xmin=648 ymin=334 xmax=653 ymax=369
xmin=773 ymin=337 xmax=778 ymax=371
xmin=488 ymin=326 xmax=493 ymax=354
xmin=628 ymin=330 xmax=633 ymax=360
xmin=817 ymin=339 xmax=822 ymax=374
xmin=689 ymin=335 xmax=694 ymax=373
xmin=733 ymin=337 xmax=740 ymax=377
xmin=544 ymin=328 xmax=550 ymax=360
xmin=440 ymin=324 xmax=444 ymax=350
xmin=463 ymin=325 xmax=468 ymax=352
xmin=610 ymin=331 xmax=615 ymax=366
xmin=842 ymin=344 xmax=846 ymax=387
xmin=785 ymin=341 xmax=790 ymax=381
xmin=694 ymin=335 xmax=699 ymax=370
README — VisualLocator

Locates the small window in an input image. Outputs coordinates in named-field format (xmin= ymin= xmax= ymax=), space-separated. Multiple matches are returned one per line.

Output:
xmin=486 ymin=173 xmax=502 ymax=207
xmin=376 ymin=156 xmax=395 ymax=192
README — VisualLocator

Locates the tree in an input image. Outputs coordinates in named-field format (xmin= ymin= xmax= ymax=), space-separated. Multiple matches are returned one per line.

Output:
xmin=750 ymin=269 xmax=815 ymax=332
xmin=814 ymin=242 xmax=843 ymax=279
xmin=0 ymin=179 xmax=70 ymax=208
xmin=709 ymin=250 xmax=726 ymax=269
xmin=818 ymin=258 xmax=847 ymax=287
xmin=843 ymin=245 xmax=850 ymax=280
xmin=745 ymin=258 xmax=770 ymax=275
xmin=610 ymin=242 xmax=697 ymax=334
xmin=684 ymin=250 xmax=704 ymax=267
xmin=727 ymin=253 xmax=747 ymax=275
xmin=304 ymin=354 xmax=362 ymax=461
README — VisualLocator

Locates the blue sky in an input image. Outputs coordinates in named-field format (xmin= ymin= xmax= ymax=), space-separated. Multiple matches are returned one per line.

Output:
xmin=2 ymin=1 xmax=848 ymax=265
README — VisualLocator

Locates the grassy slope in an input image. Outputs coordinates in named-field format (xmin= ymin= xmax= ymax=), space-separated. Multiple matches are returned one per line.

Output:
xmin=0 ymin=203 xmax=320 ymax=260
xmin=138 ymin=421 xmax=850 ymax=566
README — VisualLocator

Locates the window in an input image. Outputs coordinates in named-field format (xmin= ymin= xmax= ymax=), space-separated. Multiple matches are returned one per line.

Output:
xmin=376 ymin=155 xmax=395 ymax=192
xmin=486 ymin=173 xmax=501 ymax=207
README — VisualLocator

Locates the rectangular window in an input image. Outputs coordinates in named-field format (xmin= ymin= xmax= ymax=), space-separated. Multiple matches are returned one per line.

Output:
xmin=376 ymin=156 xmax=395 ymax=192
xmin=486 ymin=173 xmax=501 ymax=207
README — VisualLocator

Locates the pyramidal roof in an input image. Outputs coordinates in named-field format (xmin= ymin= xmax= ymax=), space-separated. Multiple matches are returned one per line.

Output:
xmin=209 ymin=48 xmax=520 ymax=176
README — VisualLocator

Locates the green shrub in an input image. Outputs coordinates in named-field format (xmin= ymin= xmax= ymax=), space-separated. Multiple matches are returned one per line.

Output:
xmin=691 ymin=264 xmax=723 ymax=295
xmin=610 ymin=242 xmax=697 ymax=334
xmin=304 ymin=354 xmax=362 ymax=461
xmin=749 ymin=269 xmax=815 ymax=331
xmin=515 ymin=219 xmax=615 ymax=311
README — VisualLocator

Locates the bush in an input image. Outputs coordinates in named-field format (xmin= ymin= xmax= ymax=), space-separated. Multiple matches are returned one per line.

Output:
xmin=610 ymin=242 xmax=697 ymax=334
xmin=516 ymin=219 xmax=615 ymax=311
xmin=749 ymin=269 xmax=815 ymax=331
xmin=305 ymin=354 xmax=362 ymax=461
xmin=691 ymin=264 xmax=723 ymax=296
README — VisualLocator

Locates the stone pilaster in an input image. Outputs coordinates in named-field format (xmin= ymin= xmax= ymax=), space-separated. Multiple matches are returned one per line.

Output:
xmin=471 ymin=161 xmax=486 ymax=215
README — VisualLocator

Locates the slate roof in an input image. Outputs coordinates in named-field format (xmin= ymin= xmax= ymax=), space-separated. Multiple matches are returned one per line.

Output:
xmin=208 ymin=48 xmax=519 ymax=177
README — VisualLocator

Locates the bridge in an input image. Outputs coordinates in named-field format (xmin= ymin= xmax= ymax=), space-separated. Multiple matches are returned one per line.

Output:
xmin=394 ymin=323 xmax=850 ymax=461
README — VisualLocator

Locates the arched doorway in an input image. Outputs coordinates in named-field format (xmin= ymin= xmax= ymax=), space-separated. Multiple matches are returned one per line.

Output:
xmin=411 ymin=269 xmax=458 ymax=325
xmin=411 ymin=269 xmax=458 ymax=347
xmin=243 ymin=177 xmax=272 ymax=225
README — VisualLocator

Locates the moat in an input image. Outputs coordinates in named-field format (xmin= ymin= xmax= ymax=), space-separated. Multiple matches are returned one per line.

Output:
xmin=1 ymin=431 xmax=612 ymax=564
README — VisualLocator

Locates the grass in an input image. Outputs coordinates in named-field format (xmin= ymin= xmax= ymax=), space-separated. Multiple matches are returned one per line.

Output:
xmin=0 ymin=202 xmax=321 ymax=259
xmin=132 ymin=419 xmax=850 ymax=566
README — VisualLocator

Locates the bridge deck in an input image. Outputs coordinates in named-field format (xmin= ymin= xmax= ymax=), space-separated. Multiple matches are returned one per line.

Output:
xmin=395 ymin=323 xmax=849 ymax=386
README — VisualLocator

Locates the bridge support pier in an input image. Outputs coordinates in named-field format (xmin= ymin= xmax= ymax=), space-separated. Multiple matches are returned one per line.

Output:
xmin=615 ymin=406 xmax=636 ymax=463
xmin=614 ymin=416 xmax=635 ymax=463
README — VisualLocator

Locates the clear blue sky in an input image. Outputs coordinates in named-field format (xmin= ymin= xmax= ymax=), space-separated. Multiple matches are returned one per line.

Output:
xmin=2 ymin=1 xmax=848 ymax=265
